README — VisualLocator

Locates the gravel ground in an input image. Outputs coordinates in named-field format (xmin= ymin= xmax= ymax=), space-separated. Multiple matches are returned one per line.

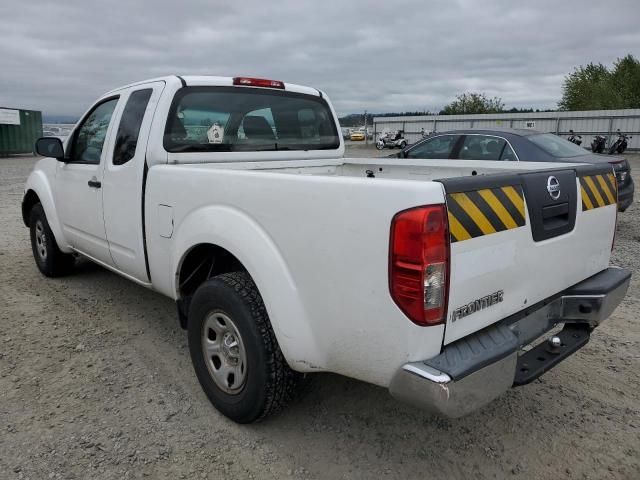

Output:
xmin=1 ymin=151 xmax=639 ymax=480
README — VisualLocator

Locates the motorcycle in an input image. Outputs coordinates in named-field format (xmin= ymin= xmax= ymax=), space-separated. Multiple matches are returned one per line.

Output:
xmin=591 ymin=135 xmax=607 ymax=154
xmin=609 ymin=131 xmax=632 ymax=155
xmin=420 ymin=128 xmax=432 ymax=139
xmin=376 ymin=130 xmax=407 ymax=150
xmin=567 ymin=131 xmax=582 ymax=146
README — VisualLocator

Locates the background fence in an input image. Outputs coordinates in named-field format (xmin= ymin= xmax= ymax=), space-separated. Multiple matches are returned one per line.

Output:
xmin=0 ymin=108 xmax=42 ymax=155
xmin=373 ymin=109 xmax=640 ymax=150
xmin=42 ymin=123 xmax=75 ymax=141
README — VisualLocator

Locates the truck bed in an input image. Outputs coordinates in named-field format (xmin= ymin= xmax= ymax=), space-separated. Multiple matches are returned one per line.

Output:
xmin=189 ymin=157 xmax=581 ymax=182
xmin=145 ymin=158 xmax=616 ymax=384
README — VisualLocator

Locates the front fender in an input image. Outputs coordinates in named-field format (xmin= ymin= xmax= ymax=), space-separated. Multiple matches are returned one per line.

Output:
xmin=171 ymin=205 xmax=323 ymax=372
xmin=23 ymin=160 xmax=71 ymax=253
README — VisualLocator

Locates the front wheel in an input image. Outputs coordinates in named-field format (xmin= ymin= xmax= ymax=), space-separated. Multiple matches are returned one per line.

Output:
xmin=29 ymin=203 xmax=74 ymax=277
xmin=375 ymin=141 xmax=384 ymax=150
xmin=187 ymin=272 xmax=302 ymax=423
xmin=399 ymin=141 xmax=407 ymax=149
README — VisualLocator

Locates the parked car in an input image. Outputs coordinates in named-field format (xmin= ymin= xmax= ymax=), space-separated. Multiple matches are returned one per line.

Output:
xmin=350 ymin=130 xmax=365 ymax=141
xmin=365 ymin=128 xmax=374 ymax=140
xmin=24 ymin=76 xmax=629 ymax=423
xmin=393 ymin=128 xmax=634 ymax=211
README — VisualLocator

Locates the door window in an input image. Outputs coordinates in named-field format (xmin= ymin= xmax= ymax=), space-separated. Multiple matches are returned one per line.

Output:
xmin=69 ymin=98 xmax=119 ymax=164
xmin=406 ymin=135 xmax=460 ymax=159
xmin=500 ymin=143 xmax=518 ymax=161
xmin=113 ymin=89 xmax=152 ymax=165
xmin=459 ymin=135 xmax=512 ymax=160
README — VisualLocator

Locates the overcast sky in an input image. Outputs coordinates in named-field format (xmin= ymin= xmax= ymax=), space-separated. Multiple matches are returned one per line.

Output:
xmin=1 ymin=0 xmax=639 ymax=118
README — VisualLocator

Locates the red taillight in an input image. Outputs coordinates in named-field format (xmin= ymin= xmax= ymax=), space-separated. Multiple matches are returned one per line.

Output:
xmin=389 ymin=205 xmax=450 ymax=326
xmin=233 ymin=77 xmax=285 ymax=89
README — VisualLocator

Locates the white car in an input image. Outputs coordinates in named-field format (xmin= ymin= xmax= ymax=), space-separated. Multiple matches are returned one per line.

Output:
xmin=24 ymin=75 xmax=630 ymax=423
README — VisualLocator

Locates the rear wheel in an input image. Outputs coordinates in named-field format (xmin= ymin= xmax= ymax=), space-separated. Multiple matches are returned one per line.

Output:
xmin=187 ymin=272 xmax=302 ymax=423
xmin=29 ymin=203 xmax=74 ymax=277
xmin=399 ymin=141 xmax=407 ymax=149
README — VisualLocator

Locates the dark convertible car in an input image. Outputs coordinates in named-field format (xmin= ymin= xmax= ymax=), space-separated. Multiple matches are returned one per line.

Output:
xmin=393 ymin=128 xmax=634 ymax=211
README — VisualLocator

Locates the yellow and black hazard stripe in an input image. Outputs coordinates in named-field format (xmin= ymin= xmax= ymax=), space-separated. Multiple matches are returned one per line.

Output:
xmin=447 ymin=185 xmax=526 ymax=243
xmin=580 ymin=173 xmax=617 ymax=211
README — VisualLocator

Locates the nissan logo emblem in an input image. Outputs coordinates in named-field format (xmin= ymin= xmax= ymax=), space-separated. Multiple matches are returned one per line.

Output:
xmin=547 ymin=176 xmax=561 ymax=200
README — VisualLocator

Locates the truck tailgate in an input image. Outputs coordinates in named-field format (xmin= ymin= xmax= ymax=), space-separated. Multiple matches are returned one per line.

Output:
xmin=438 ymin=163 xmax=617 ymax=345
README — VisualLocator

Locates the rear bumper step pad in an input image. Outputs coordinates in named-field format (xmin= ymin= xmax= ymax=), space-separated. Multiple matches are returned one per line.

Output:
xmin=389 ymin=266 xmax=630 ymax=418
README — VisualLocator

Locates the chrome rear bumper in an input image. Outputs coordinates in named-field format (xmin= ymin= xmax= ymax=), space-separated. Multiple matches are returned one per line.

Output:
xmin=389 ymin=267 xmax=631 ymax=418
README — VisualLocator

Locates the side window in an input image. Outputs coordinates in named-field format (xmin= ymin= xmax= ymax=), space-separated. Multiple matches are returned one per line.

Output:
xmin=170 ymin=106 xmax=231 ymax=144
xmin=406 ymin=135 xmax=460 ymax=159
xmin=113 ymin=89 xmax=153 ymax=165
xmin=500 ymin=143 xmax=518 ymax=161
xmin=238 ymin=108 xmax=275 ymax=142
xmin=69 ymin=98 xmax=119 ymax=164
xmin=459 ymin=135 xmax=509 ymax=160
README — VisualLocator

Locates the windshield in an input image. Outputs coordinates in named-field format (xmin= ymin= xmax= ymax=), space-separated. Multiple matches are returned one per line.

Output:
xmin=528 ymin=133 xmax=587 ymax=158
xmin=164 ymin=87 xmax=340 ymax=153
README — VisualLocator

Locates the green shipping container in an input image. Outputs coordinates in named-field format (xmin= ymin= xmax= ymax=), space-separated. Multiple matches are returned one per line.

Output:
xmin=0 ymin=107 xmax=43 ymax=156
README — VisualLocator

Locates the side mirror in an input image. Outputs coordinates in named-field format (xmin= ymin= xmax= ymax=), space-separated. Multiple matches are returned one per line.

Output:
xmin=35 ymin=137 xmax=65 ymax=160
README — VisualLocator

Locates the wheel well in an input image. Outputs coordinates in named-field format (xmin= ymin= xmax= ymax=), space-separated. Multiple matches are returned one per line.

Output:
xmin=176 ymin=244 xmax=246 ymax=328
xmin=22 ymin=190 xmax=40 ymax=227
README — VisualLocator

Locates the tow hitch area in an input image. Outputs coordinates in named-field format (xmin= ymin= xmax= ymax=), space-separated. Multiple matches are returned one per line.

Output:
xmin=389 ymin=267 xmax=630 ymax=418
xmin=513 ymin=325 xmax=590 ymax=386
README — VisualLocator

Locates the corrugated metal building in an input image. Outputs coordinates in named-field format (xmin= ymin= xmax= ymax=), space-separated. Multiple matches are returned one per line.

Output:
xmin=373 ymin=109 xmax=640 ymax=150
xmin=0 ymin=107 xmax=43 ymax=156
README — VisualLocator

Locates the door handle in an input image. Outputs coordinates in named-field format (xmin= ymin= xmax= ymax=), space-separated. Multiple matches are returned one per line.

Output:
xmin=88 ymin=177 xmax=102 ymax=189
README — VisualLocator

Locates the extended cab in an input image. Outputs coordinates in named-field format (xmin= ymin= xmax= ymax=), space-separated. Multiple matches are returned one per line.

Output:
xmin=24 ymin=76 xmax=630 ymax=423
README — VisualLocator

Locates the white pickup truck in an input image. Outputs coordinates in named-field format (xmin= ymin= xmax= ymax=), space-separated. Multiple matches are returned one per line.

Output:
xmin=24 ymin=76 xmax=630 ymax=423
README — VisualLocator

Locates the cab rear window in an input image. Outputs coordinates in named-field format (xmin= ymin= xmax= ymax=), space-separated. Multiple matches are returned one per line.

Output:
xmin=163 ymin=87 xmax=340 ymax=153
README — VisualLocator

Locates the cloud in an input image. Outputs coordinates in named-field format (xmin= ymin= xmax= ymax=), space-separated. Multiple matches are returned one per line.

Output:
xmin=1 ymin=0 xmax=638 ymax=117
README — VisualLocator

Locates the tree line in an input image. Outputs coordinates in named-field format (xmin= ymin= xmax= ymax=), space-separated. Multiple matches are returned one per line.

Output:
xmin=339 ymin=54 xmax=640 ymax=123
xmin=558 ymin=54 xmax=639 ymax=110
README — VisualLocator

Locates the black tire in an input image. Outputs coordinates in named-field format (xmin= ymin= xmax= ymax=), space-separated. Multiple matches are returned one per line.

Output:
xmin=375 ymin=142 xmax=384 ymax=150
xmin=29 ymin=203 xmax=75 ymax=277
xmin=399 ymin=141 xmax=407 ymax=149
xmin=187 ymin=272 xmax=302 ymax=423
